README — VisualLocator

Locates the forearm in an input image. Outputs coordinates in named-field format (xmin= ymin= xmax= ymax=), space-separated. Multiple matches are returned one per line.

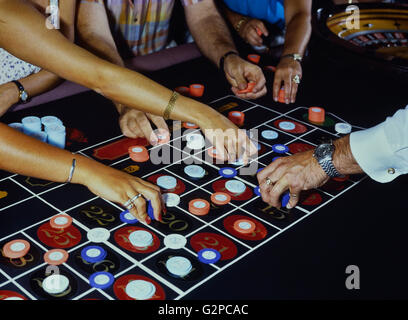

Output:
xmin=0 ymin=123 xmax=96 ymax=185
xmin=185 ymin=1 xmax=237 ymax=68
xmin=333 ymin=135 xmax=363 ymax=175
xmin=0 ymin=0 xmax=211 ymax=123
xmin=281 ymin=12 xmax=311 ymax=57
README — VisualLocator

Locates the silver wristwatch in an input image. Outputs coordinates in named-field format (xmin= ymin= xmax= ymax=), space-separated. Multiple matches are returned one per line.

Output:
xmin=313 ymin=142 xmax=341 ymax=178
xmin=281 ymin=53 xmax=302 ymax=62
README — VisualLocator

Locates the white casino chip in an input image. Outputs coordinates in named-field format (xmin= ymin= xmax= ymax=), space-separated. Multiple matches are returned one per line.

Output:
xmin=42 ymin=274 xmax=70 ymax=295
xmin=164 ymin=234 xmax=187 ymax=249
xmin=157 ymin=175 xmax=177 ymax=190
xmin=4 ymin=297 xmax=24 ymax=300
xmin=335 ymin=122 xmax=352 ymax=134
xmin=162 ymin=193 xmax=180 ymax=207
xmin=87 ymin=228 xmax=110 ymax=243
xmin=128 ymin=230 xmax=153 ymax=248
xmin=125 ymin=280 xmax=156 ymax=300
xmin=278 ymin=121 xmax=296 ymax=131
xmin=166 ymin=256 xmax=192 ymax=277
xmin=184 ymin=165 xmax=205 ymax=179
xmin=261 ymin=130 xmax=278 ymax=140
xmin=225 ymin=180 xmax=246 ymax=195
xmin=186 ymin=133 xmax=205 ymax=150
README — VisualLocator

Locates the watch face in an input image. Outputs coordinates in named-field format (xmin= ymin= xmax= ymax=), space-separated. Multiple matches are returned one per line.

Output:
xmin=315 ymin=144 xmax=334 ymax=160
xmin=21 ymin=91 xmax=28 ymax=102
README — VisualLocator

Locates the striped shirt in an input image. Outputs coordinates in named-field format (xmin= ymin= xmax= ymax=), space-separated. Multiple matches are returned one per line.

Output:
xmin=105 ymin=0 xmax=203 ymax=56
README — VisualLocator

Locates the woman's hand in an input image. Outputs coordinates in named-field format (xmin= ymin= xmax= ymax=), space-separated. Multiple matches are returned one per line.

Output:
xmin=0 ymin=83 xmax=19 ymax=117
xmin=273 ymin=57 xmax=302 ymax=104
xmin=197 ymin=109 xmax=258 ymax=163
xmin=238 ymin=19 xmax=269 ymax=47
xmin=76 ymin=157 xmax=163 ymax=223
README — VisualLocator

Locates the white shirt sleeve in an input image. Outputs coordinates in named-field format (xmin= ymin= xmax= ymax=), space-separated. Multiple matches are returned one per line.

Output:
xmin=349 ymin=105 xmax=408 ymax=183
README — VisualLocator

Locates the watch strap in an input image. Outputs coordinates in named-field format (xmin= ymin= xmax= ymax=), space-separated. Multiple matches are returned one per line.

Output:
xmin=12 ymin=80 xmax=24 ymax=92
xmin=281 ymin=53 xmax=302 ymax=62
xmin=219 ymin=51 xmax=238 ymax=70
xmin=319 ymin=158 xmax=341 ymax=178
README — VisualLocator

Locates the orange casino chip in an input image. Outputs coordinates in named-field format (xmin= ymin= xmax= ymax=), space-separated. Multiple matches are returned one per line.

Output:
xmin=308 ymin=107 xmax=325 ymax=124
xmin=50 ymin=214 xmax=73 ymax=229
xmin=188 ymin=199 xmax=210 ymax=216
xmin=228 ymin=111 xmax=245 ymax=127
xmin=128 ymin=145 xmax=149 ymax=162
xmin=182 ymin=122 xmax=199 ymax=129
xmin=237 ymin=82 xmax=256 ymax=94
xmin=175 ymin=86 xmax=190 ymax=95
xmin=256 ymin=27 xmax=263 ymax=36
xmin=247 ymin=54 xmax=260 ymax=64
xmin=44 ymin=249 xmax=69 ymax=266
xmin=233 ymin=219 xmax=256 ymax=234
xmin=189 ymin=84 xmax=205 ymax=97
xmin=278 ymin=88 xmax=286 ymax=103
xmin=211 ymin=192 xmax=231 ymax=206
xmin=2 ymin=239 xmax=30 ymax=259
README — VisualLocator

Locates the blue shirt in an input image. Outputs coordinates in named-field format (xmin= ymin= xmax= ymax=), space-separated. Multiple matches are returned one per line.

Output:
xmin=223 ymin=0 xmax=285 ymax=29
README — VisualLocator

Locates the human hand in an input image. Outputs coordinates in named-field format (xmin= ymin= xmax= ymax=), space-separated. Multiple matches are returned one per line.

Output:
xmin=273 ymin=57 xmax=302 ymax=104
xmin=77 ymin=157 xmax=164 ymax=223
xmin=0 ymin=82 xmax=19 ymax=117
xmin=118 ymin=105 xmax=170 ymax=145
xmin=238 ymin=19 xmax=268 ymax=47
xmin=224 ymin=54 xmax=267 ymax=100
xmin=257 ymin=150 xmax=329 ymax=209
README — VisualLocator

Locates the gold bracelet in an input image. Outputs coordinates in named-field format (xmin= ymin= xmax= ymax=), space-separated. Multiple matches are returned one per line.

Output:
xmin=235 ymin=17 xmax=248 ymax=33
xmin=163 ymin=91 xmax=179 ymax=120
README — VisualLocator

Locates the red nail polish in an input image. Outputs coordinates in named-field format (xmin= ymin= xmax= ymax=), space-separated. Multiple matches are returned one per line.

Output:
xmin=146 ymin=216 xmax=151 ymax=224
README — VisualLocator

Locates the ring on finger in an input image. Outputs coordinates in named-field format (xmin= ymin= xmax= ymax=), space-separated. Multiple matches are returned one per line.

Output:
xmin=123 ymin=193 xmax=142 ymax=208
xmin=290 ymin=193 xmax=297 ymax=198
xmin=292 ymin=74 xmax=301 ymax=84
xmin=265 ymin=177 xmax=273 ymax=186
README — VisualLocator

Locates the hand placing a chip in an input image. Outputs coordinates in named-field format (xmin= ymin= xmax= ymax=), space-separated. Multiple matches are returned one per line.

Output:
xmin=257 ymin=150 xmax=329 ymax=209
xmin=273 ymin=57 xmax=302 ymax=104
xmin=223 ymin=54 xmax=267 ymax=100
xmin=117 ymin=104 xmax=170 ymax=146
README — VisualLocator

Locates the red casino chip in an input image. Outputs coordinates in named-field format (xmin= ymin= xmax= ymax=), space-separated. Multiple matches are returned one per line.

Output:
xmin=288 ymin=142 xmax=315 ymax=154
xmin=113 ymin=274 xmax=166 ymax=300
xmin=0 ymin=290 xmax=27 ymax=300
xmin=273 ymin=119 xmax=307 ymax=134
xmin=147 ymin=174 xmax=186 ymax=195
xmin=300 ymin=191 xmax=323 ymax=206
xmin=114 ymin=226 xmax=160 ymax=254
xmin=37 ymin=222 xmax=82 ymax=249
xmin=190 ymin=232 xmax=238 ymax=261
xmin=223 ymin=215 xmax=267 ymax=241
xmin=211 ymin=179 xmax=253 ymax=201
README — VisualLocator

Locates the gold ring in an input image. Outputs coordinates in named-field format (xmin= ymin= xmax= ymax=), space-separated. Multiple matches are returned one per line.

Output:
xmin=265 ymin=178 xmax=272 ymax=186
xmin=293 ymin=74 xmax=300 ymax=84
xmin=290 ymin=194 xmax=297 ymax=198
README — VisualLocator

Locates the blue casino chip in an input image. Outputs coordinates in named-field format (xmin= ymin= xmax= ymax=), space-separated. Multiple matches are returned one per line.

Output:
xmin=282 ymin=192 xmax=290 ymax=208
xmin=254 ymin=186 xmax=261 ymax=197
xmin=81 ymin=245 xmax=107 ymax=263
xmin=120 ymin=210 xmax=139 ymax=224
xmin=272 ymin=144 xmax=289 ymax=154
xmin=219 ymin=167 xmax=237 ymax=179
xmin=256 ymin=168 xmax=264 ymax=173
xmin=89 ymin=271 xmax=115 ymax=290
xmin=198 ymin=248 xmax=221 ymax=264
xmin=147 ymin=200 xmax=155 ymax=220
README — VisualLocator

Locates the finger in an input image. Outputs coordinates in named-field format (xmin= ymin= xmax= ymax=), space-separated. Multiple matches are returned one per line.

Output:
xmin=224 ymin=129 xmax=237 ymax=163
xmin=135 ymin=177 xmax=161 ymax=193
xmin=138 ymin=185 xmax=163 ymax=222
xmin=259 ymin=180 xmax=273 ymax=204
xmin=256 ymin=21 xmax=269 ymax=37
xmin=290 ymin=82 xmax=298 ymax=104
xmin=231 ymin=67 xmax=248 ymax=91
xmin=251 ymin=71 xmax=266 ymax=93
xmin=137 ymin=113 xmax=158 ymax=145
xmin=287 ymin=188 xmax=301 ymax=209
xmin=127 ymin=117 xmax=144 ymax=138
xmin=132 ymin=195 xmax=149 ymax=223
xmin=248 ymin=32 xmax=262 ymax=47
xmin=257 ymin=159 xmax=281 ymax=183
xmin=268 ymin=176 xmax=289 ymax=208
xmin=272 ymin=74 xmax=283 ymax=102
xmin=244 ymin=86 xmax=267 ymax=100
xmin=148 ymin=114 xmax=170 ymax=132
xmin=284 ymin=72 xmax=292 ymax=105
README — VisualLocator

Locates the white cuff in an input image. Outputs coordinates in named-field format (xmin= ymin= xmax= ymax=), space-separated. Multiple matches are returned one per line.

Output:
xmin=350 ymin=124 xmax=402 ymax=183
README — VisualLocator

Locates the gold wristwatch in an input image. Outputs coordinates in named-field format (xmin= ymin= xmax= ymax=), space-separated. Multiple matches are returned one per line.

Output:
xmin=281 ymin=53 xmax=302 ymax=62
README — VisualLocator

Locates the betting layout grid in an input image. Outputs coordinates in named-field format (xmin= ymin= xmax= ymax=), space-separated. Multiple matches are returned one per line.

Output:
xmin=0 ymin=95 xmax=366 ymax=300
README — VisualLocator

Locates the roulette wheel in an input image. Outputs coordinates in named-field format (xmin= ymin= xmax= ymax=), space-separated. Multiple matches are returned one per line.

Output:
xmin=312 ymin=1 xmax=408 ymax=76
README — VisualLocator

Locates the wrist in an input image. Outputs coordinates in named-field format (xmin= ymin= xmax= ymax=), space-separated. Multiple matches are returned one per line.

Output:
xmin=3 ymin=82 xmax=20 ymax=105
xmin=70 ymin=155 xmax=99 ymax=186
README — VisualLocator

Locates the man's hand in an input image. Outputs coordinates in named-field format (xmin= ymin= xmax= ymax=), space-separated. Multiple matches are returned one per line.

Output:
xmin=257 ymin=150 xmax=329 ymax=209
xmin=118 ymin=106 xmax=170 ymax=146
xmin=224 ymin=54 xmax=267 ymax=100
xmin=0 ymin=83 xmax=19 ymax=117
xmin=273 ymin=57 xmax=302 ymax=104
xmin=238 ymin=19 xmax=269 ymax=47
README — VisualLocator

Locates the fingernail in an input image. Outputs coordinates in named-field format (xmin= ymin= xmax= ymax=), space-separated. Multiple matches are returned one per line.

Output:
xmin=151 ymin=139 xmax=158 ymax=146
xmin=286 ymin=203 xmax=292 ymax=209
xmin=146 ymin=216 xmax=151 ymax=224
xmin=163 ymin=207 xmax=167 ymax=214
xmin=274 ymin=98 xmax=277 ymax=102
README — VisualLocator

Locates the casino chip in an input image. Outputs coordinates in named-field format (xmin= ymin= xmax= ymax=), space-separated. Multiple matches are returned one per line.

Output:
xmin=282 ymin=192 xmax=290 ymax=208
xmin=164 ymin=234 xmax=187 ymax=249
xmin=41 ymin=116 xmax=63 ymax=128
xmin=335 ymin=122 xmax=352 ymax=134
xmin=233 ymin=219 xmax=256 ymax=234
xmin=198 ymin=248 xmax=221 ymax=264
xmin=189 ymin=199 xmax=210 ymax=216
xmin=42 ymin=274 xmax=70 ymax=295
xmin=50 ymin=214 xmax=73 ymax=229
xmin=261 ymin=130 xmax=278 ymax=140
xmin=254 ymin=186 xmax=261 ymax=197
xmin=87 ymin=228 xmax=110 ymax=243
xmin=128 ymin=146 xmax=149 ymax=162
xmin=120 ymin=210 xmax=139 ymax=224
xmin=2 ymin=239 xmax=30 ymax=259
xmin=272 ymin=144 xmax=289 ymax=154
xmin=89 ymin=272 xmax=114 ymax=290
xmin=219 ymin=167 xmax=237 ymax=179
xmin=231 ymin=157 xmax=245 ymax=166
xmin=225 ymin=180 xmax=246 ymax=195
xmin=125 ymin=280 xmax=156 ymax=300
xmin=81 ymin=245 xmax=107 ymax=263
xmin=128 ymin=230 xmax=153 ymax=248
xmin=184 ymin=165 xmax=205 ymax=179
xmin=157 ymin=175 xmax=177 ymax=190
xmin=162 ymin=193 xmax=180 ymax=207
xmin=211 ymin=192 xmax=231 ymax=206
xmin=186 ymin=133 xmax=205 ymax=150
xmin=44 ymin=249 xmax=69 ymax=266
xmin=278 ymin=121 xmax=296 ymax=131
xmin=166 ymin=256 xmax=192 ymax=277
